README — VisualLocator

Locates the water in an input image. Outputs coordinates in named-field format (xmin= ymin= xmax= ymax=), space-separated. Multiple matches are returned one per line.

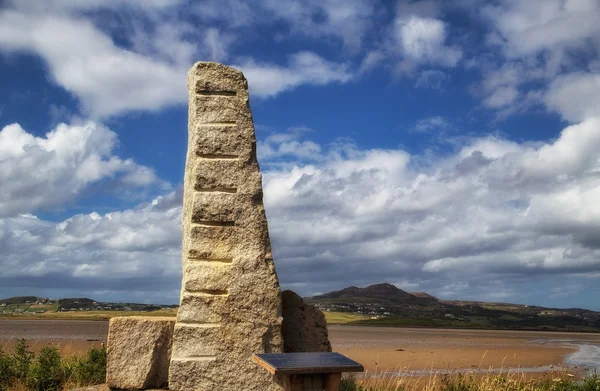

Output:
xmin=565 ymin=344 xmax=600 ymax=373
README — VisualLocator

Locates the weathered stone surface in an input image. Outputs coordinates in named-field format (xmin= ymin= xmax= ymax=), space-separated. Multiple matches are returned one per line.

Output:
xmin=68 ymin=385 xmax=166 ymax=391
xmin=106 ymin=317 xmax=174 ymax=390
xmin=169 ymin=62 xmax=283 ymax=391
xmin=281 ymin=290 xmax=332 ymax=353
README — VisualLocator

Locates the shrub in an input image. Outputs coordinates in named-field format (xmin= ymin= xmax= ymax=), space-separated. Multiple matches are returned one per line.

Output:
xmin=64 ymin=346 xmax=107 ymax=387
xmin=0 ymin=346 xmax=15 ymax=390
xmin=29 ymin=347 xmax=63 ymax=391
xmin=12 ymin=339 xmax=34 ymax=381
xmin=0 ymin=340 xmax=106 ymax=391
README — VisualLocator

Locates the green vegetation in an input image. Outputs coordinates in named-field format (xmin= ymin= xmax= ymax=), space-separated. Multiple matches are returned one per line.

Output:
xmin=0 ymin=339 xmax=106 ymax=391
xmin=325 ymin=311 xmax=372 ymax=324
xmin=0 ymin=296 xmax=178 ymax=318
xmin=341 ymin=373 xmax=600 ymax=391
xmin=0 ymin=297 xmax=40 ymax=305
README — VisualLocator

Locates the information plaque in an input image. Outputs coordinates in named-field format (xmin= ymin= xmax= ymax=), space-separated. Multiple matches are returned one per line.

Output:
xmin=252 ymin=352 xmax=364 ymax=375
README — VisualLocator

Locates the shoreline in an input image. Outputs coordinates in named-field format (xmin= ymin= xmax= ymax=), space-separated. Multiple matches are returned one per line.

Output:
xmin=329 ymin=325 xmax=600 ymax=377
xmin=2 ymin=314 xmax=599 ymax=334
xmin=1 ymin=320 xmax=599 ymax=377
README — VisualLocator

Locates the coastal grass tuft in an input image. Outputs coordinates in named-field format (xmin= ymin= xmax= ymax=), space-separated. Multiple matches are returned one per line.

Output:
xmin=0 ymin=339 xmax=106 ymax=391
xmin=341 ymin=371 xmax=600 ymax=391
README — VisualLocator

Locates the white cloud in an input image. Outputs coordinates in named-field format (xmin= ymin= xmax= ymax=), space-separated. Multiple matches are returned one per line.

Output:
xmin=371 ymin=4 xmax=462 ymax=76
xmin=7 ymin=0 xmax=182 ymax=12
xmin=483 ymin=85 xmax=519 ymax=109
xmin=2 ymin=118 xmax=600 ymax=305
xmin=412 ymin=116 xmax=452 ymax=133
xmin=258 ymin=127 xmax=322 ymax=163
xmin=203 ymin=28 xmax=233 ymax=63
xmin=0 ymin=1 xmax=360 ymax=117
xmin=545 ymin=72 xmax=600 ymax=122
xmin=483 ymin=0 xmax=600 ymax=58
xmin=395 ymin=16 xmax=462 ymax=68
xmin=236 ymin=52 xmax=352 ymax=98
xmin=260 ymin=117 xmax=600 ymax=301
xmin=359 ymin=50 xmax=386 ymax=73
xmin=192 ymin=0 xmax=377 ymax=51
xmin=477 ymin=0 xmax=600 ymax=118
xmin=415 ymin=70 xmax=448 ymax=90
xmin=0 ymin=192 xmax=183 ymax=303
xmin=0 ymin=8 xmax=190 ymax=118
xmin=0 ymin=121 xmax=164 ymax=218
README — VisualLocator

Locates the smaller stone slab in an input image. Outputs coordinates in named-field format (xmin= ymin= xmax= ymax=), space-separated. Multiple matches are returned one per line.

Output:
xmin=252 ymin=352 xmax=363 ymax=375
xmin=107 ymin=317 xmax=175 ymax=390
xmin=281 ymin=290 xmax=331 ymax=353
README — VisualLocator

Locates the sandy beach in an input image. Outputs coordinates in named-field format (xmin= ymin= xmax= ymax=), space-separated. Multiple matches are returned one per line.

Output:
xmin=329 ymin=326 xmax=600 ymax=377
xmin=1 ymin=320 xmax=599 ymax=377
xmin=0 ymin=319 xmax=107 ymax=355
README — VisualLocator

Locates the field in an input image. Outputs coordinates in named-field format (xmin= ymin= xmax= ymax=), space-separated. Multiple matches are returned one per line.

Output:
xmin=325 ymin=311 xmax=372 ymax=324
xmin=0 ymin=308 xmax=177 ymax=321
xmin=1 ymin=302 xmax=60 ymax=313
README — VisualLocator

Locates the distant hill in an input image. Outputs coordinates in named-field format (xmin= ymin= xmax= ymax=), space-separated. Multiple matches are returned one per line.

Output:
xmin=410 ymin=292 xmax=439 ymax=300
xmin=0 ymin=296 xmax=177 ymax=315
xmin=58 ymin=298 xmax=97 ymax=310
xmin=306 ymin=283 xmax=600 ymax=332
xmin=310 ymin=283 xmax=440 ymax=307
xmin=0 ymin=296 xmax=50 ymax=304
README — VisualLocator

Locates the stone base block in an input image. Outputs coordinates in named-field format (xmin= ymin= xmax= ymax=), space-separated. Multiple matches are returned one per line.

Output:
xmin=106 ymin=317 xmax=175 ymax=390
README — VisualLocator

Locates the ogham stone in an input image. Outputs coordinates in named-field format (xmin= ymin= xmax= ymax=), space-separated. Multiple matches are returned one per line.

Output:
xmin=168 ymin=62 xmax=284 ymax=391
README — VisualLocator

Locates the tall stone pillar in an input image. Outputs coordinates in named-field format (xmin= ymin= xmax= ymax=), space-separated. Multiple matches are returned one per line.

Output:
xmin=169 ymin=62 xmax=283 ymax=391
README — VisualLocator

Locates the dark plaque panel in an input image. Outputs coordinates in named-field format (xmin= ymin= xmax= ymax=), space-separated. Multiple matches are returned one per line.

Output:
xmin=254 ymin=352 xmax=364 ymax=375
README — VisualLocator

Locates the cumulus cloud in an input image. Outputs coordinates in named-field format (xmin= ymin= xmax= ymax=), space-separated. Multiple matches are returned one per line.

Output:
xmin=483 ymin=0 xmax=600 ymax=58
xmin=236 ymin=52 xmax=352 ymax=98
xmin=369 ymin=1 xmax=462 ymax=76
xmin=0 ymin=192 xmax=183 ymax=303
xmin=260 ymin=117 xmax=600 ymax=304
xmin=0 ymin=121 xmax=164 ymax=218
xmin=258 ymin=127 xmax=322 ymax=164
xmin=0 ymin=1 xmax=357 ymax=118
xmin=394 ymin=16 xmax=462 ymax=69
xmin=476 ymin=0 xmax=600 ymax=118
xmin=2 ymin=118 xmax=600 ymax=306
xmin=0 ymin=7 xmax=190 ymax=118
xmin=545 ymin=72 xmax=600 ymax=122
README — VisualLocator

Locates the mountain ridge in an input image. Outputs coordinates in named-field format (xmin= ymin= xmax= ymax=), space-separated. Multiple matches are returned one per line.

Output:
xmin=305 ymin=283 xmax=600 ymax=332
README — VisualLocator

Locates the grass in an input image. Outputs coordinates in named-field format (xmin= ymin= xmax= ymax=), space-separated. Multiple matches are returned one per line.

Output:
xmin=340 ymin=371 xmax=600 ymax=391
xmin=0 ymin=303 xmax=59 ymax=314
xmin=325 ymin=311 xmax=372 ymax=324
xmin=0 ymin=339 xmax=106 ymax=391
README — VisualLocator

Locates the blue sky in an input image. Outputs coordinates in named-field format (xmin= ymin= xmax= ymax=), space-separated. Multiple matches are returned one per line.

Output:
xmin=1 ymin=0 xmax=600 ymax=309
